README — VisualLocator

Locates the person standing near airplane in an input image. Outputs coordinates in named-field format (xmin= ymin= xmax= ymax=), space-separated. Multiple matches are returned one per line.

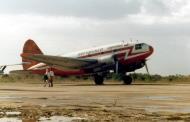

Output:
xmin=43 ymin=69 xmax=49 ymax=87
xmin=49 ymin=68 xmax=54 ymax=87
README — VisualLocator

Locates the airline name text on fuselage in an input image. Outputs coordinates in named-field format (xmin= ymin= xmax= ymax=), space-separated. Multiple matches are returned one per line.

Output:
xmin=78 ymin=44 xmax=127 ymax=57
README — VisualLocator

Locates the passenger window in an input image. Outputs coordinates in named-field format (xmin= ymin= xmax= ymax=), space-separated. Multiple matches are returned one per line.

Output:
xmin=113 ymin=49 xmax=117 ymax=52
xmin=135 ymin=44 xmax=142 ymax=50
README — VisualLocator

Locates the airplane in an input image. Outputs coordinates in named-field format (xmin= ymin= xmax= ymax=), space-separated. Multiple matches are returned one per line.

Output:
xmin=20 ymin=39 xmax=154 ymax=85
xmin=0 ymin=63 xmax=28 ymax=75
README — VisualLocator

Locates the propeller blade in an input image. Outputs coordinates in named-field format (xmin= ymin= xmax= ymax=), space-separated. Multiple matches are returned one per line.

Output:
xmin=113 ymin=55 xmax=119 ymax=74
xmin=115 ymin=60 xmax=119 ymax=74
xmin=145 ymin=61 xmax=150 ymax=75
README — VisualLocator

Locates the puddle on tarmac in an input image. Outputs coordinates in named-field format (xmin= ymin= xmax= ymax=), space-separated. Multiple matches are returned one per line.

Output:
xmin=39 ymin=116 xmax=86 ymax=122
xmin=0 ymin=96 xmax=23 ymax=100
xmin=0 ymin=116 xmax=86 ymax=122
xmin=139 ymin=96 xmax=177 ymax=101
xmin=0 ymin=118 xmax=21 ymax=122
xmin=0 ymin=96 xmax=20 ymax=99
xmin=144 ymin=105 xmax=190 ymax=113
xmin=6 ymin=112 xmax=21 ymax=116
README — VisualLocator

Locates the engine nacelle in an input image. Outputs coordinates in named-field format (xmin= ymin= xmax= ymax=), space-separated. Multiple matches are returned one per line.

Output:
xmin=98 ymin=55 xmax=115 ymax=64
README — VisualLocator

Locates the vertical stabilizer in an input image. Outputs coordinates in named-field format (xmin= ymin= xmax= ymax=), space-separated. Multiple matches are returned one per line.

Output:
xmin=20 ymin=39 xmax=43 ymax=70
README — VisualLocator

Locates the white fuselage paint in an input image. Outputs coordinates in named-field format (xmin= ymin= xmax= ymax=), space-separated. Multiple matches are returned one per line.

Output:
xmin=28 ymin=42 xmax=151 ymax=70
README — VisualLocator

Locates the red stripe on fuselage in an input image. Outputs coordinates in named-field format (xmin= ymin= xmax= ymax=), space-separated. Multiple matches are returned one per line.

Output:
xmin=119 ymin=47 xmax=154 ymax=64
xmin=79 ymin=45 xmax=147 ymax=60
xmin=79 ymin=46 xmax=136 ymax=58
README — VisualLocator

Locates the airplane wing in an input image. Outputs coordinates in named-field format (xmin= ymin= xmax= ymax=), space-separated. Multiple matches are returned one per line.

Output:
xmin=28 ymin=54 xmax=98 ymax=69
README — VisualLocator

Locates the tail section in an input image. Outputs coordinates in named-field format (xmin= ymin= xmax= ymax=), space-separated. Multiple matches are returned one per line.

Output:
xmin=20 ymin=39 xmax=43 ymax=70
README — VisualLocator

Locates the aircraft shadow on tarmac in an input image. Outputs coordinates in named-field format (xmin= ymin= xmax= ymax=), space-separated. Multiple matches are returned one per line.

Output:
xmin=59 ymin=83 xmax=171 ymax=86
xmin=132 ymin=83 xmax=171 ymax=86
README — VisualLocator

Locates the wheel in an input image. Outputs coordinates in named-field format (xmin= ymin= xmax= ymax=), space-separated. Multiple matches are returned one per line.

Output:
xmin=123 ymin=76 xmax=133 ymax=85
xmin=94 ymin=75 xmax=104 ymax=85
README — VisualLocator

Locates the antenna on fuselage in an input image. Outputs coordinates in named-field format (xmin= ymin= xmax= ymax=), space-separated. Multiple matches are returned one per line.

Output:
xmin=122 ymin=40 xmax=125 ymax=46
xmin=130 ymin=38 xmax=132 ymax=42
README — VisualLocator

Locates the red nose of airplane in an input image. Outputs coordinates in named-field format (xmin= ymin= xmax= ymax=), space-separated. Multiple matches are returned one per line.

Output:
xmin=149 ymin=45 xmax=154 ymax=55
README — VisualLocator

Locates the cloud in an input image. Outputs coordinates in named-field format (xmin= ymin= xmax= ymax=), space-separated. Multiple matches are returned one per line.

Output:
xmin=0 ymin=0 xmax=186 ymax=20
xmin=1 ymin=0 xmax=189 ymax=25
xmin=141 ymin=0 xmax=171 ymax=16
xmin=0 ymin=0 xmax=142 ymax=19
xmin=0 ymin=0 xmax=190 ymax=75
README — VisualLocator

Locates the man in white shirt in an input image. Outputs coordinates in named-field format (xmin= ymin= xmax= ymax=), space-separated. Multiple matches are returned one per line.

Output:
xmin=49 ymin=69 xmax=54 ymax=87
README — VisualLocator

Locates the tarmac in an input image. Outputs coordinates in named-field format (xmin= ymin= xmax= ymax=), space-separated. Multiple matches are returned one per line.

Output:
xmin=0 ymin=82 xmax=190 ymax=121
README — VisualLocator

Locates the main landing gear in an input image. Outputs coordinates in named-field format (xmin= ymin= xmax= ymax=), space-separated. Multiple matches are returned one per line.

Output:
xmin=94 ymin=75 xmax=104 ymax=85
xmin=93 ymin=74 xmax=133 ymax=85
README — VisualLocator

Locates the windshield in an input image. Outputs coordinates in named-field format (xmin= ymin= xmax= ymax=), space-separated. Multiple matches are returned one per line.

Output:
xmin=135 ymin=44 xmax=143 ymax=50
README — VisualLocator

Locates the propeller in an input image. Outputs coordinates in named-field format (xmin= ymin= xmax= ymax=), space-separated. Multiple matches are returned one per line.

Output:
xmin=144 ymin=61 xmax=150 ymax=75
xmin=113 ymin=55 xmax=119 ymax=74
xmin=115 ymin=60 xmax=119 ymax=74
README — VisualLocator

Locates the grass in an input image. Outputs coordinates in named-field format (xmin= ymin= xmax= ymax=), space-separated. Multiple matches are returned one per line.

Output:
xmin=0 ymin=73 xmax=190 ymax=84
xmin=0 ymin=74 xmax=93 ymax=84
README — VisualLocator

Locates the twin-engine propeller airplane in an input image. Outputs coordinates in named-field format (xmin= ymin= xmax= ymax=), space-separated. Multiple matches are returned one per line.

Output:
xmin=21 ymin=39 xmax=154 ymax=85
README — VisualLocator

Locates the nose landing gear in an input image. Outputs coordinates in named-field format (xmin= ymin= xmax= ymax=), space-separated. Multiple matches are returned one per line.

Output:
xmin=122 ymin=75 xmax=133 ymax=85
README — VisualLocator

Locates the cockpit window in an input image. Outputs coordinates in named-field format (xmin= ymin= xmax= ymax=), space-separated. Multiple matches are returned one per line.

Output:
xmin=135 ymin=44 xmax=143 ymax=50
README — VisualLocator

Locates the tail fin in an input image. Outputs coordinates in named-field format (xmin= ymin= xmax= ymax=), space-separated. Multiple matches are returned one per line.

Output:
xmin=20 ymin=39 xmax=43 ymax=70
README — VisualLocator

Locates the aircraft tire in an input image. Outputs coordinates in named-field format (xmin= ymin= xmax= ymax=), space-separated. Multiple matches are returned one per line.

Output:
xmin=94 ymin=75 xmax=104 ymax=85
xmin=123 ymin=76 xmax=133 ymax=85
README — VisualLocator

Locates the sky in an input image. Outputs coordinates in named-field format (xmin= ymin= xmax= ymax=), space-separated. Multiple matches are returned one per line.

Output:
xmin=0 ymin=0 xmax=190 ymax=75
